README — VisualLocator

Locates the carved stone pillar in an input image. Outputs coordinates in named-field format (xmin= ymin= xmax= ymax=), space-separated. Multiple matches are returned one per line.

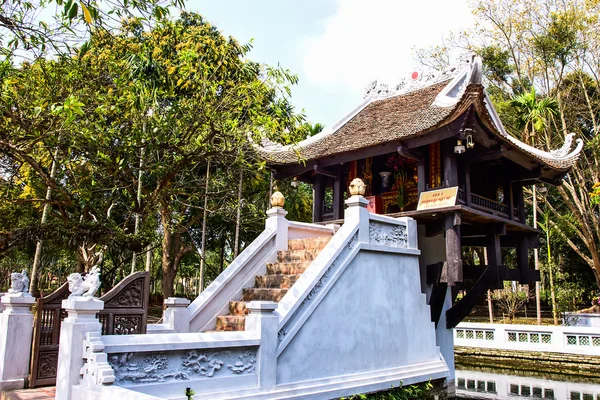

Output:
xmin=265 ymin=195 xmax=289 ymax=251
xmin=246 ymin=301 xmax=278 ymax=391
xmin=163 ymin=297 xmax=191 ymax=333
xmin=55 ymin=297 xmax=104 ymax=400
xmin=0 ymin=293 xmax=36 ymax=391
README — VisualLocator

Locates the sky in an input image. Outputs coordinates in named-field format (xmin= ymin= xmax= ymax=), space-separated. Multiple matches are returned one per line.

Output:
xmin=186 ymin=0 xmax=475 ymax=128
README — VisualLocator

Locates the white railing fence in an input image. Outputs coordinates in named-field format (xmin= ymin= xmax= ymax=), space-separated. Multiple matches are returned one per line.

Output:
xmin=455 ymin=322 xmax=600 ymax=356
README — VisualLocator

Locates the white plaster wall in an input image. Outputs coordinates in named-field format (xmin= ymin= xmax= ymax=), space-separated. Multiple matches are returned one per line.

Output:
xmin=277 ymin=251 xmax=440 ymax=385
xmin=417 ymin=226 xmax=455 ymax=379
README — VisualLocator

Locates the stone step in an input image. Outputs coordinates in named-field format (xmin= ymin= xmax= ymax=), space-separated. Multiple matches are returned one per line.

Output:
xmin=277 ymin=249 xmax=319 ymax=263
xmin=242 ymin=288 xmax=288 ymax=302
xmin=267 ymin=261 xmax=311 ymax=275
xmin=255 ymin=274 xmax=301 ymax=289
xmin=229 ymin=301 xmax=248 ymax=316
xmin=215 ymin=315 xmax=245 ymax=331
xmin=287 ymin=236 xmax=332 ymax=251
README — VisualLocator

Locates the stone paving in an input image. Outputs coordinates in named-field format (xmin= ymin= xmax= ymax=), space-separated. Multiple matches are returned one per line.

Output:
xmin=0 ymin=387 xmax=55 ymax=400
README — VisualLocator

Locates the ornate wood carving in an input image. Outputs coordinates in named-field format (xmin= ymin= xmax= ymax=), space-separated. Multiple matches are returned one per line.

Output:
xmin=29 ymin=282 xmax=70 ymax=388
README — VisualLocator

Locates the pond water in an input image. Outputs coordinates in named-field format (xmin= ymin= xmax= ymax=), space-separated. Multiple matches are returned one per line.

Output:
xmin=455 ymin=367 xmax=600 ymax=400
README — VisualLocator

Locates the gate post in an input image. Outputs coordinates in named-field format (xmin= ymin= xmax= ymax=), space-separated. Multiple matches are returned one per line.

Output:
xmin=0 ymin=293 xmax=36 ymax=391
xmin=55 ymin=297 xmax=104 ymax=400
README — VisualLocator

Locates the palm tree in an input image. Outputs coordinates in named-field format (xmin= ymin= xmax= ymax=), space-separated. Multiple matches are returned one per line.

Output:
xmin=508 ymin=88 xmax=559 ymax=325
xmin=508 ymin=88 xmax=558 ymax=144
xmin=307 ymin=123 xmax=324 ymax=137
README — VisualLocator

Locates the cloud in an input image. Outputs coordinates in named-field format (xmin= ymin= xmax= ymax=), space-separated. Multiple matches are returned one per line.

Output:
xmin=302 ymin=0 xmax=474 ymax=94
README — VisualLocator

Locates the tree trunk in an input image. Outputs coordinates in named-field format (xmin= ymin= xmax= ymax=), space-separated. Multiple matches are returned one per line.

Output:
xmin=161 ymin=206 xmax=176 ymax=300
xmin=29 ymin=147 xmax=59 ymax=293
xmin=198 ymin=160 xmax=211 ymax=293
xmin=131 ymin=144 xmax=145 ymax=274
xmin=234 ymin=167 xmax=243 ymax=258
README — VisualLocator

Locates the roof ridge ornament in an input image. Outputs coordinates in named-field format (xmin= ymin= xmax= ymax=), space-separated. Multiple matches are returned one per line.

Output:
xmin=364 ymin=56 xmax=474 ymax=100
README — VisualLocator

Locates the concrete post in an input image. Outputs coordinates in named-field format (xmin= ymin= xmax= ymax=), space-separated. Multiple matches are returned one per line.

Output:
xmin=163 ymin=297 xmax=191 ymax=333
xmin=265 ymin=207 xmax=288 ymax=251
xmin=246 ymin=301 xmax=278 ymax=392
xmin=345 ymin=195 xmax=370 ymax=243
xmin=55 ymin=297 xmax=104 ymax=400
xmin=0 ymin=293 xmax=36 ymax=391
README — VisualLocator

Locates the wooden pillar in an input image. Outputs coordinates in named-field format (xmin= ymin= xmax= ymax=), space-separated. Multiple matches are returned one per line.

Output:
xmin=313 ymin=175 xmax=324 ymax=222
xmin=333 ymin=168 xmax=344 ymax=220
xmin=442 ymin=140 xmax=458 ymax=188
xmin=513 ymin=182 xmax=526 ymax=224
xmin=417 ymin=159 xmax=426 ymax=194
xmin=444 ymin=211 xmax=462 ymax=286
xmin=508 ymin=183 xmax=515 ymax=221
xmin=464 ymin=161 xmax=472 ymax=207
xmin=516 ymin=235 xmax=529 ymax=284
xmin=486 ymin=224 xmax=504 ymax=290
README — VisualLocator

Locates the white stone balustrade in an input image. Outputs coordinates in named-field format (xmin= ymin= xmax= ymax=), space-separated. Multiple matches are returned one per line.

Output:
xmin=70 ymin=301 xmax=279 ymax=399
xmin=0 ymin=293 xmax=36 ymax=391
xmin=147 ymin=297 xmax=191 ymax=334
xmin=55 ymin=296 xmax=104 ymax=400
xmin=455 ymin=322 xmax=600 ymax=356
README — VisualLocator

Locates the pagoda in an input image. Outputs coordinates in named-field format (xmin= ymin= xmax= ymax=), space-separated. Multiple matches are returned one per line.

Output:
xmin=254 ymin=56 xmax=583 ymax=328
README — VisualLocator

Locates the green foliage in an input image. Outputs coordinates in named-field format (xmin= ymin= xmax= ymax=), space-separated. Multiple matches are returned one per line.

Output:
xmin=0 ymin=0 xmax=184 ymax=57
xmin=0 ymin=12 xmax=308 ymax=295
xmin=185 ymin=387 xmax=196 ymax=400
xmin=478 ymin=45 xmax=514 ymax=85
xmin=343 ymin=380 xmax=434 ymax=400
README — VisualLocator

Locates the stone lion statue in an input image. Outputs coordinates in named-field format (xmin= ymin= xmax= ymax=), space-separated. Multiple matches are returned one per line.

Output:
xmin=8 ymin=270 xmax=29 ymax=294
xmin=68 ymin=266 xmax=101 ymax=298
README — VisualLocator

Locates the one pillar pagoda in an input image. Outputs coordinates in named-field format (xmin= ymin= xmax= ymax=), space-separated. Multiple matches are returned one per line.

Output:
xmin=254 ymin=56 xmax=583 ymax=328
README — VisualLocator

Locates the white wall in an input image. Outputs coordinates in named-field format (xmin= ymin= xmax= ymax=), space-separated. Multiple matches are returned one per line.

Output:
xmin=277 ymin=251 xmax=440 ymax=384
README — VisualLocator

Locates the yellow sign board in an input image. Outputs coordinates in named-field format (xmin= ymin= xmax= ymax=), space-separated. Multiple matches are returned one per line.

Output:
xmin=417 ymin=187 xmax=459 ymax=211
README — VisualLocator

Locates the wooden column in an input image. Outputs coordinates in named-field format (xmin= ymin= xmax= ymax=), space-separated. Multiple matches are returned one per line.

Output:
xmin=444 ymin=211 xmax=462 ymax=286
xmin=513 ymin=182 xmax=526 ymax=224
xmin=442 ymin=140 xmax=458 ymax=188
xmin=508 ymin=183 xmax=515 ymax=221
xmin=486 ymin=224 xmax=504 ymax=290
xmin=417 ymin=159 xmax=426 ymax=194
xmin=313 ymin=175 xmax=324 ymax=222
xmin=516 ymin=235 xmax=529 ymax=284
xmin=333 ymin=168 xmax=344 ymax=220
xmin=464 ymin=161 xmax=472 ymax=207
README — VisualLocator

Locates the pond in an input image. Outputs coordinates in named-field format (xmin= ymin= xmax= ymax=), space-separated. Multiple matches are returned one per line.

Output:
xmin=456 ymin=366 xmax=600 ymax=400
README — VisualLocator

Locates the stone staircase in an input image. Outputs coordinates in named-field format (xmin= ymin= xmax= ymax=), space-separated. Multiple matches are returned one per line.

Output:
xmin=214 ymin=236 xmax=331 ymax=331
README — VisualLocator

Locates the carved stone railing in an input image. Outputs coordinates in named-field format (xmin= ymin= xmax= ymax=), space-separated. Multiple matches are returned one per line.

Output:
xmin=276 ymin=195 xmax=420 ymax=356
xmin=187 ymin=229 xmax=278 ymax=332
xmin=72 ymin=302 xmax=278 ymax=399
xmin=188 ymin=206 xmax=337 ymax=333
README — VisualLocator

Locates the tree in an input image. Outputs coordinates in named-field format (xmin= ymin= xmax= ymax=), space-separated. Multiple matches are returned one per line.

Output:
xmin=0 ymin=12 xmax=306 ymax=297
xmin=1 ymin=0 xmax=183 ymax=57
xmin=467 ymin=0 xmax=600 ymax=290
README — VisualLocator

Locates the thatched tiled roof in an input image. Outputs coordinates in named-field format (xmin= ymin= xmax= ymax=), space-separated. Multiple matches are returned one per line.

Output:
xmin=254 ymin=56 xmax=583 ymax=172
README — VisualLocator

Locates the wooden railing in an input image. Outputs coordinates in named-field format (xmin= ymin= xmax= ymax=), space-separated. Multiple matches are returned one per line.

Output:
xmin=470 ymin=193 xmax=509 ymax=217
